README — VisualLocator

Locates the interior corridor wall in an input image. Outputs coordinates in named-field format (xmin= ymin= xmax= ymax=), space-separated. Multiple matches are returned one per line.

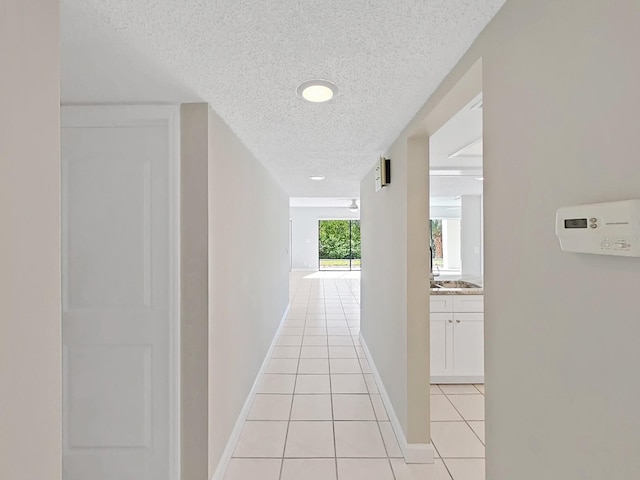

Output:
xmin=206 ymin=106 xmax=290 ymax=476
xmin=290 ymin=207 xmax=360 ymax=270
xmin=365 ymin=0 xmax=640 ymax=478
xmin=0 ymin=1 xmax=61 ymax=478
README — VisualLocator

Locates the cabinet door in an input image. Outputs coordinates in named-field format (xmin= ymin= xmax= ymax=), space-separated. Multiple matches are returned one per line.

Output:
xmin=452 ymin=313 xmax=484 ymax=377
xmin=431 ymin=313 xmax=453 ymax=377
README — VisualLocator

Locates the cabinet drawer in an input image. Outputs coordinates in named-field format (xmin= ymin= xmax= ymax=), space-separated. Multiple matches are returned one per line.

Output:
xmin=452 ymin=295 xmax=484 ymax=312
xmin=430 ymin=296 xmax=454 ymax=313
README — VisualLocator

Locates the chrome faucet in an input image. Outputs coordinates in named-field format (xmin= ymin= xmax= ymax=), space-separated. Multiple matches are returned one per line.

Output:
xmin=430 ymin=246 xmax=440 ymax=280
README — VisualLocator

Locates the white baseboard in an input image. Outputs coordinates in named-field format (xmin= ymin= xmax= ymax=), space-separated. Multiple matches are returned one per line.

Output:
xmin=431 ymin=376 xmax=484 ymax=384
xmin=359 ymin=335 xmax=435 ymax=464
xmin=211 ymin=303 xmax=291 ymax=480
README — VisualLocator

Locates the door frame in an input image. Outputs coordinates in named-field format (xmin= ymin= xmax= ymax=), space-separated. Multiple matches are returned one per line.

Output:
xmin=61 ymin=105 xmax=181 ymax=480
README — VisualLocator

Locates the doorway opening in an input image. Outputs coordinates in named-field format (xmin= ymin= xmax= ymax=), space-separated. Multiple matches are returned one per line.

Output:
xmin=318 ymin=219 xmax=361 ymax=271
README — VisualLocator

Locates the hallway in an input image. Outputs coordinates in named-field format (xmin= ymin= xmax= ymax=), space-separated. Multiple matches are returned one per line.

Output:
xmin=222 ymin=272 xmax=478 ymax=480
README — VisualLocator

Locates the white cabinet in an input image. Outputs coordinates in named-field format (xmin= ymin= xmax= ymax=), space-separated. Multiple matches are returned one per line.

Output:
xmin=430 ymin=295 xmax=484 ymax=383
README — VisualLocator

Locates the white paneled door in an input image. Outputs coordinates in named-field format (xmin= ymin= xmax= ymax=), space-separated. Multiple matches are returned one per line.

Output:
xmin=61 ymin=106 xmax=179 ymax=480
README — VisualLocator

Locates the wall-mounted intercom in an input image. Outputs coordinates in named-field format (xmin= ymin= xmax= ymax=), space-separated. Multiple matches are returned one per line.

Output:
xmin=375 ymin=156 xmax=391 ymax=192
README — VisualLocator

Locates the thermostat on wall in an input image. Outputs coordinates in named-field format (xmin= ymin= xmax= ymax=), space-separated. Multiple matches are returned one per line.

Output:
xmin=555 ymin=199 xmax=640 ymax=256
xmin=375 ymin=156 xmax=391 ymax=192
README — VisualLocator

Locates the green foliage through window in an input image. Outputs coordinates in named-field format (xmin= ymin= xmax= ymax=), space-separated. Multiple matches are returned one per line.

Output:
xmin=319 ymin=220 xmax=361 ymax=270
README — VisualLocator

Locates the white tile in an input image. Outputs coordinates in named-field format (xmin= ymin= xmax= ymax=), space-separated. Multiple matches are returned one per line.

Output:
xmin=330 ymin=358 xmax=362 ymax=374
xmin=444 ymin=459 xmax=485 ymax=480
xmin=303 ymin=336 xmax=328 ymax=346
xmin=305 ymin=327 xmax=327 ymax=336
xmin=379 ymin=422 xmax=403 ymax=457
xmin=326 ymin=321 xmax=349 ymax=328
xmin=447 ymin=394 xmax=484 ymax=421
xmin=430 ymin=395 xmax=463 ymax=421
xmin=329 ymin=346 xmax=357 ymax=358
xmin=327 ymin=327 xmax=351 ymax=335
xmin=233 ymin=421 xmax=288 ymax=457
xmin=359 ymin=358 xmax=372 ymax=373
xmin=332 ymin=394 xmax=375 ymax=420
xmin=290 ymin=394 xmax=333 ymax=420
xmin=431 ymin=385 xmax=444 ymax=395
xmin=284 ymin=421 xmax=335 ymax=458
xmin=283 ymin=320 xmax=306 ymax=327
xmin=349 ymin=327 xmax=361 ymax=335
xmin=336 ymin=459 xmax=393 ymax=480
xmin=331 ymin=374 xmax=368 ymax=394
xmin=272 ymin=346 xmax=301 ymax=359
xmin=334 ymin=421 xmax=387 ymax=457
xmin=277 ymin=336 xmax=303 ymax=346
xmin=352 ymin=336 xmax=361 ymax=345
xmin=468 ymin=421 xmax=485 ymax=444
xmin=295 ymin=374 xmax=331 ymax=394
xmin=281 ymin=459 xmax=337 ymax=480
xmin=355 ymin=346 xmax=366 ymax=358
xmin=370 ymin=395 xmax=388 ymax=421
xmin=298 ymin=358 xmax=330 ymax=374
xmin=305 ymin=320 xmax=327 ymax=327
xmin=281 ymin=327 xmax=305 ymax=336
xmin=257 ymin=374 xmax=296 ymax=394
xmin=438 ymin=384 xmax=479 ymax=395
xmin=430 ymin=422 xmax=485 ymax=458
xmin=247 ymin=394 xmax=292 ymax=420
xmin=300 ymin=346 xmax=328 ymax=359
xmin=224 ymin=458 xmax=282 ymax=480
xmin=325 ymin=314 xmax=347 ymax=320
xmin=390 ymin=458 xmax=452 ymax=480
xmin=328 ymin=335 xmax=353 ymax=346
xmin=364 ymin=374 xmax=379 ymax=394
xmin=266 ymin=358 xmax=298 ymax=374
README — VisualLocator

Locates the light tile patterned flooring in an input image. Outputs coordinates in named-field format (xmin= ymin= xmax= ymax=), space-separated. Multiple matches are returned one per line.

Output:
xmin=223 ymin=272 xmax=485 ymax=480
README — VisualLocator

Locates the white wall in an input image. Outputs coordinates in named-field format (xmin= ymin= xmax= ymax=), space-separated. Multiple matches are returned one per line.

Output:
xmin=460 ymin=195 xmax=482 ymax=277
xmin=180 ymin=104 xmax=210 ymax=480
xmin=290 ymin=207 xmax=360 ymax=270
xmin=366 ymin=0 xmax=640 ymax=477
xmin=206 ymin=106 xmax=290 ymax=476
xmin=361 ymin=138 xmax=430 ymax=447
xmin=0 ymin=1 xmax=61 ymax=479
xmin=442 ymin=219 xmax=461 ymax=270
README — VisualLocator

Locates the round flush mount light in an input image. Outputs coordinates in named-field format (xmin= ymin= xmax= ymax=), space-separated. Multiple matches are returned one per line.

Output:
xmin=296 ymin=80 xmax=338 ymax=103
xmin=310 ymin=175 xmax=326 ymax=181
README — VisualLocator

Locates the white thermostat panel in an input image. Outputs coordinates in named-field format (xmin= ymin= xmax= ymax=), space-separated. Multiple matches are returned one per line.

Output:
xmin=556 ymin=199 xmax=640 ymax=256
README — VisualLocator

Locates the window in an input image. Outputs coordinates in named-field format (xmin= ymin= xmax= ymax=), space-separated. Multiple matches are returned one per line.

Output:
xmin=318 ymin=220 xmax=361 ymax=271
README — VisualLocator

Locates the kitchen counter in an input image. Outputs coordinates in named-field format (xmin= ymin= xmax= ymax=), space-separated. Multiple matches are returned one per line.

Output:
xmin=429 ymin=278 xmax=484 ymax=295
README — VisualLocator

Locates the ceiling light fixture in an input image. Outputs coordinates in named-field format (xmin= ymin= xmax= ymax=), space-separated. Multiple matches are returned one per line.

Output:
xmin=349 ymin=199 xmax=358 ymax=212
xmin=476 ymin=177 xmax=484 ymax=181
xmin=310 ymin=175 xmax=326 ymax=181
xmin=296 ymin=80 xmax=338 ymax=103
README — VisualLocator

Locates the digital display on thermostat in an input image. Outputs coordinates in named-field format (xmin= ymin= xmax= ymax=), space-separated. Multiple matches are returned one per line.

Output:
xmin=564 ymin=218 xmax=588 ymax=229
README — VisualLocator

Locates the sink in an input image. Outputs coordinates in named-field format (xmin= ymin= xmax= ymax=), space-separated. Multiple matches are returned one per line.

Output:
xmin=431 ymin=280 xmax=481 ymax=289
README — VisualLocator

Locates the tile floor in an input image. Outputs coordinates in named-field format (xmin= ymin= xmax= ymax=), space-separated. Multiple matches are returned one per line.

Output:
xmin=223 ymin=272 xmax=485 ymax=480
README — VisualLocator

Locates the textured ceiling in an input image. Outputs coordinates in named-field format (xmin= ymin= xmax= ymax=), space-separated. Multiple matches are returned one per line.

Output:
xmin=61 ymin=0 xmax=506 ymax=197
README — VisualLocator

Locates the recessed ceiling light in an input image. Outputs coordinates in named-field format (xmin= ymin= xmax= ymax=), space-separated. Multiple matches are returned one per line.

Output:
xmin=310 ymin=175 xmax=326 ymax=181
xmin=296 ymin=80 xmax=338 ymax=103
xmin=476 ymin=177 xmax=484 ymax=181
